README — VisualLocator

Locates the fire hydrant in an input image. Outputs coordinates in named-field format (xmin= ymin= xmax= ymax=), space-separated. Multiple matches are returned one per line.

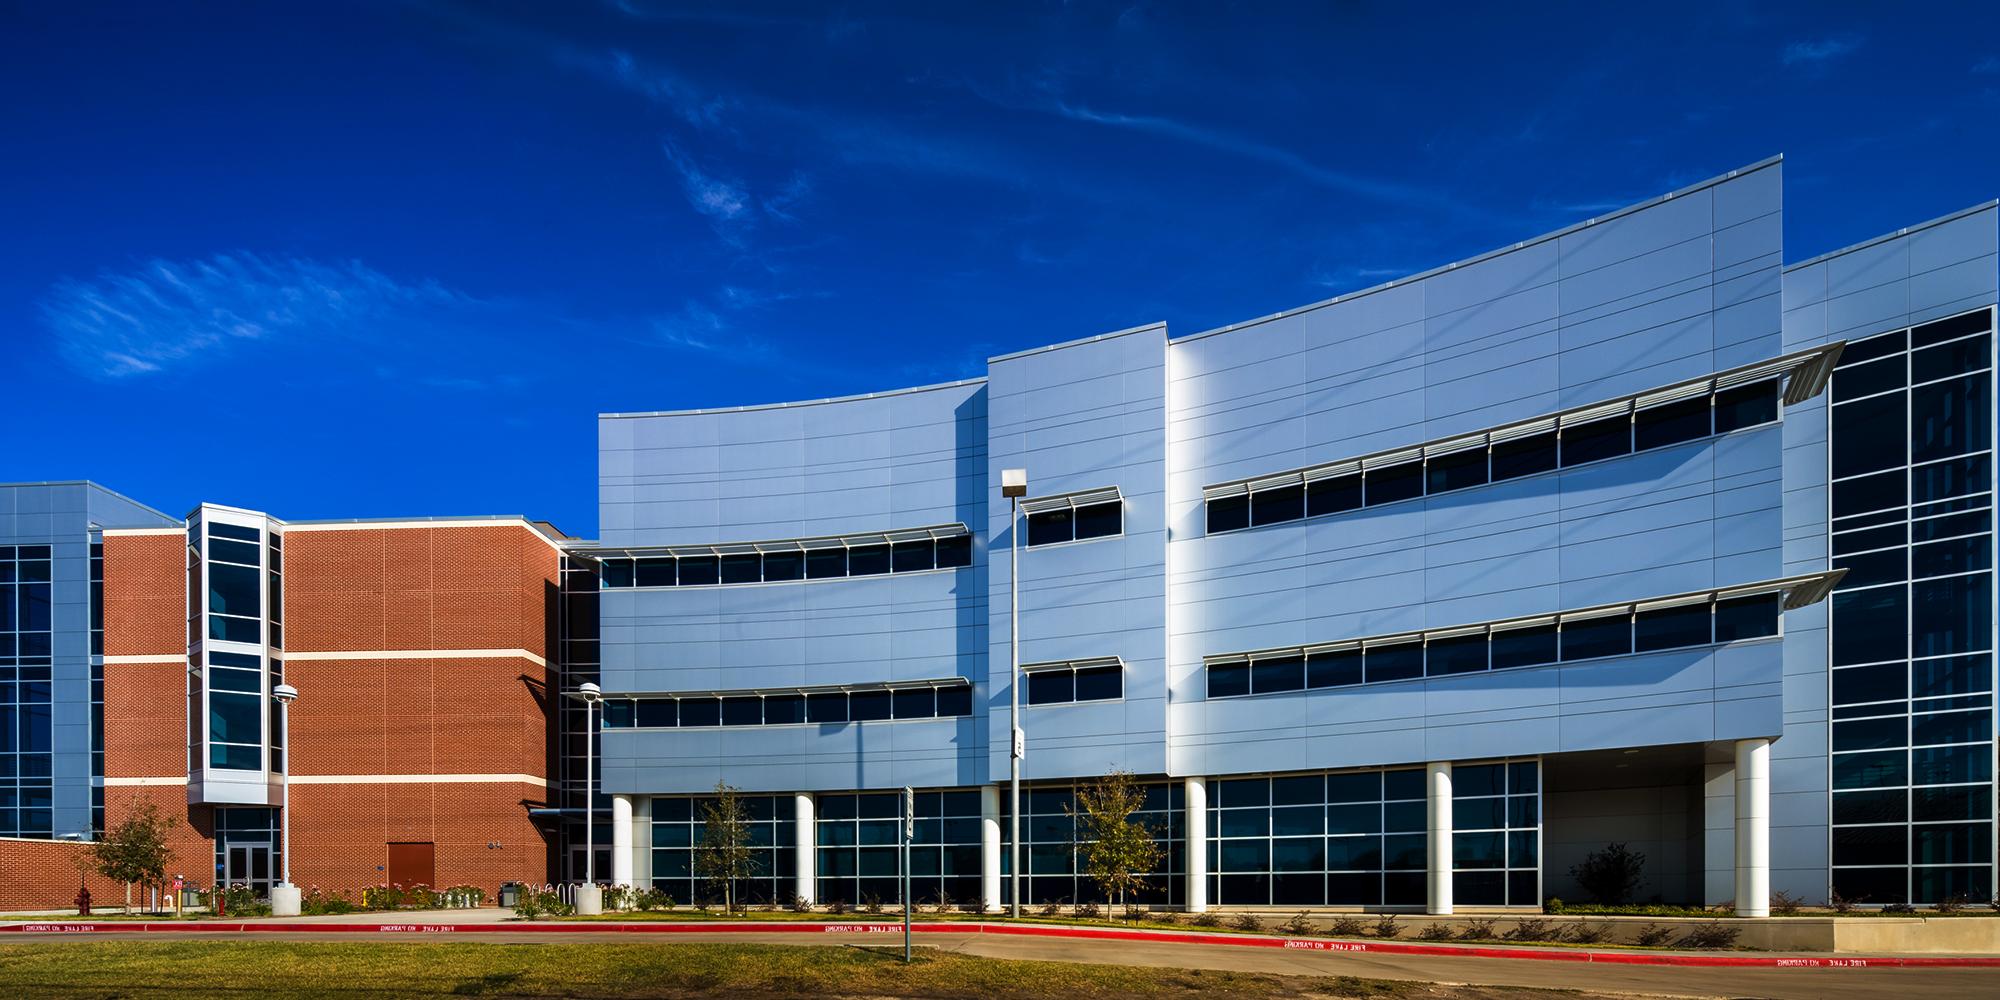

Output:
xmin=75 ymin=882 xmax=92 ymax=916
xmin=216 ymin=888 xmax=226 ymax=917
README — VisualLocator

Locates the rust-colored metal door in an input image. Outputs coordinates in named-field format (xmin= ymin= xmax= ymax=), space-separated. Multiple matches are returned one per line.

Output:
xmin=387 ymin=842 xmax=435 ymax=888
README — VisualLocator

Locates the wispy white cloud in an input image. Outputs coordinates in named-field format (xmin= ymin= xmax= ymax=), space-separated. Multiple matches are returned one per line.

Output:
xmin=1783 ymin=36 xmax=1862 ymax=67
xmin=574 ymin=48 xmax=733 ymax=129
xmin=661 ymin=138 xmax=750 ymax=226
xmin=41 ymin=253 xmax=467 ymax=378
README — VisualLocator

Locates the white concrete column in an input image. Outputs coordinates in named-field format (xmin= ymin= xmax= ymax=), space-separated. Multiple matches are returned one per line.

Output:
xmin=1426 ymin=762 xmax=1453 ymax=915
xmin=1702 ymin=760 xmax=1736 ymax=907
xmin=633 ymin=796 xmax=653 ymax=886
xmin=610 ymin=794 xmax=634 ymax=886
xmin=793 ymin=793 xmax=816 ymax=907
xmin=1184 ymin=776 xmax=1208 ymax=913
xmin=979 ymin=785 xmax=1002 ymax=913
xmin=1734 ymin=738 xmax=1770 ymax=917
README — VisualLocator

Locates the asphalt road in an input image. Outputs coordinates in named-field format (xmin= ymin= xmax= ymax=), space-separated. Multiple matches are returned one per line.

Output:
xmin=6 ymin=928 xmax=1992 ymax=1000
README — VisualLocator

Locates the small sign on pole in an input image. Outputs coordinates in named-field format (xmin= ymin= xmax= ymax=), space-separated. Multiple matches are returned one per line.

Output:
xmin=902 ymin=785 xmax=914 ymax=964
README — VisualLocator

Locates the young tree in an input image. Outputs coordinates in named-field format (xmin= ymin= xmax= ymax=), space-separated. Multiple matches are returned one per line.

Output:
xmin=694 ymin=782 xmax=754 ymax=913
xmin=1071 ymin=769 xmax=1163 ymax=912
xmin=90 ymin=802 xmax=174 ymax=914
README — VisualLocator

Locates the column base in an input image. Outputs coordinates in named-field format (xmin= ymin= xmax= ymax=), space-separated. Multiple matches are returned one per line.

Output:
xmin=269 ymin=884 xmax=301 ymax=917
xmin=574 ymin=884 xmax=603 ymax=916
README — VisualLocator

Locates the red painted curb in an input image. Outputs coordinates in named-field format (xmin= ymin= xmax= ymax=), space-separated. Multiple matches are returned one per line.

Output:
xmin=3 ymin=918 xmax=1997 ymax=968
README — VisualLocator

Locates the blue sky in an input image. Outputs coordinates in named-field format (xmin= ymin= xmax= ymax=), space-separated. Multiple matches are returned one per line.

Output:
xmin=4 ymin=2 xmax=1996 ymax=537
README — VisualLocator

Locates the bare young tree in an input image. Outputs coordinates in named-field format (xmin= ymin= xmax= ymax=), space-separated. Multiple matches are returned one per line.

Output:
xmin=1071 ymin=769 xmax=1163 ymax=912
xmin=90 ymin=802 xmax=174 ymax=914
xmin=694 ymin=782 xmax=754 ymax=913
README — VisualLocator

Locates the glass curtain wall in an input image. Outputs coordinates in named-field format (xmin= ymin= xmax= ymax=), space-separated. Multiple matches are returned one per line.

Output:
xmin=0 ymin=544 xmax=54 ymax=837
xmin=1002 ymin=781 xmax=1184 ymax=907
xmin=1828 ymin=307 xmax=1997 ymax=906
xmin=651 ymin=793 xmax=794 ymax=905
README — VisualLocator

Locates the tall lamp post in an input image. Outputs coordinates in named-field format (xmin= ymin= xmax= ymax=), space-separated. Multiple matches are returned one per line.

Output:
xmin=269 ymin=683 xmax=300 ymax=917
xmin=573 ymin=682 xmax=604 ymax=915
xmin=1000 ymin=468 xmax=1027 ymax=917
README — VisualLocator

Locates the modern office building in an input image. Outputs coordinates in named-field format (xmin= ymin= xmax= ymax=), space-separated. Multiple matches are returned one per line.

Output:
xmin=5 ymin=156 xmax=1993 ymax=912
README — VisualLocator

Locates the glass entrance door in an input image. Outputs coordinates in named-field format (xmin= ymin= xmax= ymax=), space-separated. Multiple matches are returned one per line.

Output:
xmin=225 ymin=842 xmax=273 ymax=896
xmin=568 ymin=847 xmax=610 ymax=884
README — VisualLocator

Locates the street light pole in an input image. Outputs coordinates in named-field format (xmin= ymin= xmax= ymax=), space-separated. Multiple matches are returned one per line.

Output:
xmin=1001 ymin=468 xmax=1027 ymax=918
xmin=270 ymin=683 xmax=300 ymax=917
xmin=574 ymin=682 xmax=604 ymax=915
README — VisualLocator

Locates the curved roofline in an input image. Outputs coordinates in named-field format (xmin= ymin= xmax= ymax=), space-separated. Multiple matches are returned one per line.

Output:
xmin=1784 ymin=199 xmax=1998 ymax=272
xmin=1170 ymin=155 xmax=1786 ymax=346
xmin=599 ymin=374 xmax=986 ymax=420
xmin=987 ymin=320 xmax=1167 ymax=365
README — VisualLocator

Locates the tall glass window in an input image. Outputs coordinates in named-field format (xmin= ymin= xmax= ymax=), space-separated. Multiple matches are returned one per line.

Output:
xmin=0 ymin=545 xmax=55 ymax=837
xmin=814 ymin=790 xmax=984 ymax=907
xmin=1003 ymin=781 xmax=1184 ymax=907
xmin=1829 ymin=307 xmax=1997 ymax=906
xmin=649 ymin=794 xmax=794 ymax=906
xmin=1450 ymin=761 xmax=1540 ymax=906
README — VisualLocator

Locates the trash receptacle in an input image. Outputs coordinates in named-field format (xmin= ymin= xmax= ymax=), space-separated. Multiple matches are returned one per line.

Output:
xmin=499 ymin=882 xmax=520 ymax=908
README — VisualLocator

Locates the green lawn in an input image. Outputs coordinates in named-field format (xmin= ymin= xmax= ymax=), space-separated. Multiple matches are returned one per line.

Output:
xmin=0 ymin=940 xmax=1428 ymax=999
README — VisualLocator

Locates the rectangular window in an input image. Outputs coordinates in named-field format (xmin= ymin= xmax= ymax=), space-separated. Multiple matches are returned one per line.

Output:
xmin=676 ymin=556 xmax=719 ymax=586
xmin=935 ymin=684 xmax=972 ymax=717
xmin=1425 ymin=634 xmax=1488 ymax=675
xmin=846 ymin=544 xmax=890 ymax=576
xmin=636 ymin=699 xmax=676 ymax=728
xmin=1306 ymin=474 xmax=1363 ymax=516
xmin=762 ymin=551 xmax=804 ymax=580
xmin=721 ymin=696 xmax=762 ymax=727
xmin=1364 ymin=642 xmax=1422 ymax=683
xmin=891 ymin=540 xmax=935 ymax=573
xmin=1027 ymin=509 xmax=1074 ymax=546
xmin=763 ymin=694 xmax=804 ymax=725
xmin=1027 ymin=670 xmax=1072 ymax=706
xmin=1072 ymin=665 xmax=1121 ymax=702
xmin=847 ymin=690 xmax=891 ymax=721
xmin=1560 ymin=417 xmax=1630 ymax=465
xmin=1714 ymin=594 xmax=1780 ymax=642
xmin=1306 ymin=649 xmax=1362 ymax=688
xmin=1634 ymin=603 xmax=1712 ymax=651
xmin=1425 ymin=450 xmax=1487 ymax=494
xmin=805 ymin=547 xmax=846 ymax=579
xmin=1713 ymin=380 xmax=1779 ymax=433
xmin=892 ymin=688 xmax=935 ymax=719
xmin=634 ymin=557 xmax=675 ymax=587
xmin=1491 ymin=432 xmax=1558 ymax=481
xmin=1251 ymin=485 xmax=1304 ymax=526
xmin=1561 ymin=614 xmax=1630 ymax=660
xmin=1251 ymin=655 xmax=1304 ymax=693
xmin=1490 ymin=623 xmax=1558 ymax=669
xmin=1635 ymin=397 xmax=1711 ymax=450
xmin=720 ymin=553 xmax=762 ymax=584
xmin=678 ymin=698 xmax=720 ymax=728
xmin=806 ymin=692 xmax=847 ymax=723
xmin=1206 ymin=493 xmax=1250 ymax=533
xmin=1208 ymin=661 xmax=1250 ymax=699
xmin=1073 ymin=501 xmax=1122 ymax=540
xmin=934 ymin=534 xmax=972 ymax=568
xmin=1363 ymin=463 xmax=1423 ymax=506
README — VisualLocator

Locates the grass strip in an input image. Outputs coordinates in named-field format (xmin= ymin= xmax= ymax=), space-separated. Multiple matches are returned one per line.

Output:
xmin=0 ymin=940 xmax=1435 ymax=999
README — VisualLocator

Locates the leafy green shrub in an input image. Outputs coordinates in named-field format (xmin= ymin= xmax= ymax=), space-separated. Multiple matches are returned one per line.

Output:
xmin=1569 ymin=843 xmax=1647 ymax=905
xmin=512 ymin=887 xmax=571 ymax=920
xmin=300 ymin=887 xmax=357 ymax=915
xmin=1680 ymin=921 xmax=1741 ymax=949
xmin=1634 ymin=923 xmax=1672 ymax=947
xmin=1543 ymin=897 xmax=1566 ymax=914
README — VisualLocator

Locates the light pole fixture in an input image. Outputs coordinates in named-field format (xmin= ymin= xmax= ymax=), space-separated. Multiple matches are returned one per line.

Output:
xmin=567 ymin=681 xmax=605 ymax=915
xmin=1000 ymin=467 xmax=1027 ymax=918
xmin=271 ymin=682 xmax=299 ymax=916
xmin=576 ymin=682 xmax=602 ymax=885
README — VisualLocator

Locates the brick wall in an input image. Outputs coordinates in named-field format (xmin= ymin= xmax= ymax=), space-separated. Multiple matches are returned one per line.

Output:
xmin=102 ymin=533 xmax=182 ymax=657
